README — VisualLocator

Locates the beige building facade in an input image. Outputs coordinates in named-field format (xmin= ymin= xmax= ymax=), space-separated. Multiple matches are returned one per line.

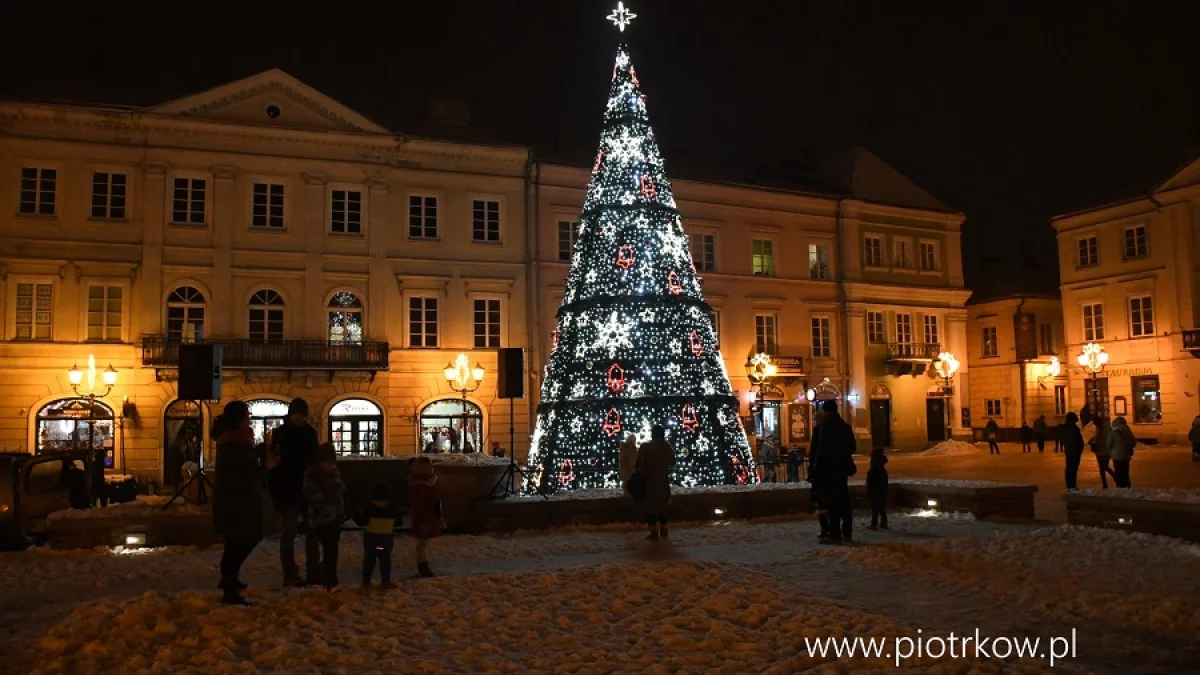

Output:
xmin=0 ymin=70 xmax=973 ymax=490
xmin=1053 ymin=156 xmax=1200 ymax=443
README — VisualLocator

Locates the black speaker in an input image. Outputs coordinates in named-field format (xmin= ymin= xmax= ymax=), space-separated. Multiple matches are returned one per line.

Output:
xmin=178 ymin=344 xmax=222 ymax=401
xmin=497 ymin=348 xmax=524 ymax=399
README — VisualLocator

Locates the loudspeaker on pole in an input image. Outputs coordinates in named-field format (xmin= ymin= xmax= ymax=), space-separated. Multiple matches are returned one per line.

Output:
xmin=496 ymin=347 xmax=525 ymax=400
xmin=178 ymin=344 xmax=223 ymax=401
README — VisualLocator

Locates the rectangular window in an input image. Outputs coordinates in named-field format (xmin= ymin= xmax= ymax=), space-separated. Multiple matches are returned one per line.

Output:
xmin=689 ymin=233 xmax=716 ymax=272
xmin=1129 ymin=296 xmax=1154 ymax=337
xmin=752 ymin=239 xmax=774 ymax=276
xmin=252 ymin=182 xmax=285 ymax=228
xmin=86 ymin=285 xmax=123 ymax=342
xmin=1123 ymin=225 xmax=1148 ymax=260
xmin=1077 ymin=235 xmax=1098 ymax=268
xmin=923 ymin=315 xmax=939 ymax=346
xmin=19 ymin=167 xmax=57 ymax=216
xmin=864 ymin=236 xmax=884 ymax=267
xmin=894 ymin=238 xmax=912 ymax=268
xmin=330 ymin=189 xmax=362 ymax=234
xmin=1082 ymin=302 xmax=1105 ymax=341
xmin=171 ymin=177 xmax=206 ymax=225
xmin=985 ymin=399 xmax=1002 ymax=417
xmin=1054 ymin=385 xmax=1068 ymax=416
xmin=472 ymin=199 xmax=501 ymax=242
xmin=1038 ymin=324 xmax=1054 ymax=354
xmin=919 ymin=241 xmax=939 ymax=271
xmin=754 ymin=314 xmax=777 ymax=354
xmin=808 ymin=243 xmax=830 ymax=280
xmin=473 ymin=299 xmax=501 ymax=348
xmin=709 ymin=310 xmax=721 ymax=347
xmin=408 ymin=195 xmax=438 ymax=239
xmin=811 ymin=317 xmax=831 ymax=358
xmin=248 ymin=308 xmax=283 ymax=343
xmin=1132 ymin=375 xmax=1162 ymax=423
xmin=90 ymin=172 xmax=127 ymax=219
xmin=866 ymin=311 xmax=885 ymax=343
xmin=15 ymin=282 xmax=53 ymax=340
xmin=557 ymin=220 xmax=579 ymax=261
xmin=895 ymin=314 xmax=913 ymax=344
xmin=981 ymin=326 xmax=998 ymax=357
xmin=408 ymin=297 xmax=439 ymax=348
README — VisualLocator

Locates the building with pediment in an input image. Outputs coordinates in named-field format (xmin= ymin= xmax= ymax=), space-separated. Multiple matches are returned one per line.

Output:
xmin=0 ymin=70 xmax=972 ymax=489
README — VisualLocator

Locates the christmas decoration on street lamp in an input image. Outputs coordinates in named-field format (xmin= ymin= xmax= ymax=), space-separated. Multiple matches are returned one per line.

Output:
xmin=934 ymin=352 xmax=960 ymax=381
xmin=1077 ymin=343 xmax=1109 ymax=375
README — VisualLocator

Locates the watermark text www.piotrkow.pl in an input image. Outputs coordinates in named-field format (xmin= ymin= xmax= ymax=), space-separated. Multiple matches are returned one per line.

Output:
xmin=804 ymin=629 xmax=1078 ymax=668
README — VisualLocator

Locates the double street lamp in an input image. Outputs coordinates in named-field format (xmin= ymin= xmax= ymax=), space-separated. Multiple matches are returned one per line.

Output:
xmin=444 ymin=353 xmax=485 ymax=452
xmin=66 ymin=355 xmax=118 ymax=467
xmin=1077 ymin=342 xmax=1109 ymax=417
xmin=745 ymin=353 xmax=778 ymax=438
xmin=934 ymin=351 xmax=960 ymax=439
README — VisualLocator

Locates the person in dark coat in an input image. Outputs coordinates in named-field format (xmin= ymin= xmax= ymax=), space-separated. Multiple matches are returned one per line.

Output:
xmin=1090 ymin=417 xmax=1114 ymax=489
xmin=1060 ymin=412 xmax=1085 ymax=491
xmin=866 ymin=447 xmax=889 ymax=530
xmin=1108 ymin=416 xmax=1136 ymax=489
xmin=811 ymin=400 xmax=856 ymax=544
xmin=266 ymin=397 xmax=319 ymax=587
xmin=354 ymin=482 xmax=402 ymax=590
xmin=636 ymin=425 xmax=676 ymax=541
xmin=89 ymin=446 xmax=108 ymax=508
xmin=409 ymin=457 xmax=444 ymax=577
xmin=303 ymin=443 xmax=346 ymax=589
xmin=984 ymin=419 xmax=1001 ymax=454
xmin=1032 ymin=415 xmax=1049 ymax=453
xmin=212 ymin=400 xmax=275 ymax=605
xmin=1189 ymin=416 xmax=1200 ymax=463
xmin=1019 ymin=422 xmax=1033 ymax=453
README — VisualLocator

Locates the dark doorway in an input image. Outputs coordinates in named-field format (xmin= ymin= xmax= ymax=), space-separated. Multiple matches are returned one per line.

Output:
xmin=926 ymin=397 xmax=947 ymax=442
xmin=1084 ymin=377 xmax=1110 ymax=420
xmin=870 ymin=400 xmax=891 ymax=448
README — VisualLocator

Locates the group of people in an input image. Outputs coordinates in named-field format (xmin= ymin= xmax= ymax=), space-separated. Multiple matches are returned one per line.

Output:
xmin=618 ymin=426 xmax=677 ymax=541
xmin=1059 ymin=411 xmax=1137 ymax=490
xmin=211 ymin=397 xmax=444 ymax=606
xmin=807 ymin=400 xmax=890 ymax=543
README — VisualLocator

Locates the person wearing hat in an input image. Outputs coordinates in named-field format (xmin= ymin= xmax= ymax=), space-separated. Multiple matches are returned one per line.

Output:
xmin=303 ymin=442 xmax=346 ymax=589
xmin=267 ymin=397 xmax=319 ymax=587
xmin=408 ymin=456 xmax=444 ymax=577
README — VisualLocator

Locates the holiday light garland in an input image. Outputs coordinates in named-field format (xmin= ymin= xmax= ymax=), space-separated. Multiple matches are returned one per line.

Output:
xmin=524 ymin=40 xmax=757 ymax=493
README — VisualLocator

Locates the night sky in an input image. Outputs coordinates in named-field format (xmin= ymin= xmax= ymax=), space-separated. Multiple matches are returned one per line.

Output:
xmin=4 ymin=1 xmax=1198 ymax=296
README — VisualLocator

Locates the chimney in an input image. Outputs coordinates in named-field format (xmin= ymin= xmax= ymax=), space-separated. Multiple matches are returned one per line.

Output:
xmin=427 ymin=96 xmax=471 ymax=124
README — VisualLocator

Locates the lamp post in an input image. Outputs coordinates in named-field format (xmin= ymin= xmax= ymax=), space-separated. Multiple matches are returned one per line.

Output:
xmin=934 ymin=351 xmax=960 ymax=440
xmin=67 ymin=355 xmax=118 ymax=468
xmin=1076 ymin=343 xmax=1109 ymax=418
xmin=744 ymin=353 xmax=778 ymax=439
xmin=444 ymin=353 xmax=484 ymax=453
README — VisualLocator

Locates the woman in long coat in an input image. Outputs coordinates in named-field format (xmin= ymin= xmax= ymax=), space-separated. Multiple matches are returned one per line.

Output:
xmin=618 ymin=434 xmax=639 ymax=498
xmin=212 ymin=400 xmax=276 ymax=604
xmin=635 ymin=425 xmax=675 ymax=541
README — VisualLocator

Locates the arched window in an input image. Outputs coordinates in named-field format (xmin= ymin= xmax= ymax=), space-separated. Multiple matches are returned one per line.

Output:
xmin=328 ymin=398 xmax=382 ymax=455
xmin=166 ymin=286 xmax=206 ymax=342
xmin=36 ymin=398 xmax=116 ymax=467
xmin=419 ymin=398 xmax=483 ymax=454
xmin=246 ymin=398 xmax=289 ymax=445
xmin=327 ymin=291 xmax=363 ymax=344
xmin=248 ymin=289 xmax=284 ymax=343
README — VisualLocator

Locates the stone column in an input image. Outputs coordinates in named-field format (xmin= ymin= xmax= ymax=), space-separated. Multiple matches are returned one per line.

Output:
xmin=302 ymin=173 xmax=327 ymax=340
xmin=947 ymin=310 xmax=969 ymax=437
xmin=139 ymin=161 xmax=168 ymax=337
xmin=210 ymin=165 xmax=238 ymax=338
xmin=845 ymin=303 xmax=869 ymax=436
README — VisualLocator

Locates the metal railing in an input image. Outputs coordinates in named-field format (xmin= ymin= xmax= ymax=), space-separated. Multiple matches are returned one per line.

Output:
xmin=1183 ymin=330 xmax=1200 ymax=351
xmin=141 ymin=336 xmax=390 ymax=370
xmin=885 ymin=342 xmax=941 ymax=362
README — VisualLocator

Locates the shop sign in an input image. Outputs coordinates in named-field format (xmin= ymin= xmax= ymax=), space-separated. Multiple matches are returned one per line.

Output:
xmin=772 ymin=356 xmax=805 ymax=377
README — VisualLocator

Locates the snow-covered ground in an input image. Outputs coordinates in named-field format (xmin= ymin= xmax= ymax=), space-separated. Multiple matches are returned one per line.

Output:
xmin=1073 ymin=487 xmax=1200 ymax=504
xmin=4 ymin=513 xmax=1200 ymax=673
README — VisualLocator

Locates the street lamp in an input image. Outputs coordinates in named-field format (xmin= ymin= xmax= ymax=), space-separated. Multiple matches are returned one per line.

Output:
xmin=444 ymin=353 xmax=484 ymax=453
xmin=1077 ymin=343 xmax=1109 ymax=417
xmin=934 ymin=352 xmax=960 ymax=440
xmin=744 ymin=353 xmax=777 ymax=438
xmin=66 ymin=355 xmax=118 ymax=471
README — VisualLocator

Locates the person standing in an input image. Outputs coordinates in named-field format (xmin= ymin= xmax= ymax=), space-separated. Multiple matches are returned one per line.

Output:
xmin=267 ymin=397 xmax=319 ymax=587
xmin=811 ymin=400 xmax=856 ymax=544
xmin=1033 ymin=415 xmax=1048 ymax=453
xmin=618 ymin=434 xmax=639 ymax=498
xmin=90 ymin=446 xmax=109 ymax=508
xmin=985 ymin=418 xmax=1001 ymax=455
xmin=1108 ymin=416 xmax=1136 ymax=488
xmin=1189 ymin=416 xmax=1200 ymax=463
xmin=303 ymin=443 xmax=346 ymax=590
xmin=760 ymin=435 xmax=779 ymax=483
xmin=1090 ymin=417 xmax=1114 ymax=489
xmin=1060 ymin=412 xmax=1085 ymax=491
xmin=212 ymin=400 xmax=275 ymax=605
xmin=408 ymin=457 xmax=444 ymax=577
xmin=354 ymin=482 xmax=400 ymax=590
xmin=1019 ymin=421 xmax=1033 ymax=453
xmin=636 ymin=425 xmax=676 ymax=541
xmin=866 ymin=447 xmax=889 ymax=530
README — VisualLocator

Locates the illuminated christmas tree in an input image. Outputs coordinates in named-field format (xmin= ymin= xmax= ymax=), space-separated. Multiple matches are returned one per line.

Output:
xmin=525 ymin=9 xmax=756 ymax=493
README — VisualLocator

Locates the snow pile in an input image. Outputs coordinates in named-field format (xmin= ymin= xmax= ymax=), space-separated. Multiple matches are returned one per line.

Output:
xmin=891 ymin=477 xmax=1026 ymax=488
xmin=919 ymin=439 xmax=985 ymax=457
xmin=338 ymin=453 xmax=511 ymax=466
xmin=27 ymin=560 xmax=1058 ymax=674
xmin=820 ymin=525 xmax=1200 ymax=640
xmin=1074 ymin=487 xmax=1200 ymax=504
xmin=46 ymin=495 xmax=203 ymax=521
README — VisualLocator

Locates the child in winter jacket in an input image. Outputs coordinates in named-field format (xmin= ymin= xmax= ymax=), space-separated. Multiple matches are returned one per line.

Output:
xmin=866 ymin=447 xmax=889 ymax=530
xmin=303 ymin=443 xmax=345 ymax=589
xmin=408 ymin=456 xmax=443 ymax=577
xmin=354 ymin=482 xmax=402 ymax=589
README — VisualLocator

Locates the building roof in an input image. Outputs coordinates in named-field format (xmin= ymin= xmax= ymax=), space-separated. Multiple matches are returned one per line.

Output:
xmin=822 ymin=145 xmax=959 ymax=213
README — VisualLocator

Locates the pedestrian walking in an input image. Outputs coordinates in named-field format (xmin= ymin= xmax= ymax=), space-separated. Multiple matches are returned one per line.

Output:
xmin=1060 ymin=412 xmax=1085 ymax=491
xmin=212 ymin=400 xmax=276 ymax=605
xmin=1019 ymin=421 xmax=1033 ymax=453
xmin=811 ymin=400 xmax=857 ymax=544
xmin=1033 ymin=415 xmax=1048 ymax=453
xmin=1108 ymin=416 xmax=1136 ymax=488
xmin=409 ymin=456 xmax=444 ymax=577
xmin=1189 ymin=416 xmax=1200 ymax=463
xmin=354 ymin=482 xmax=400 ymax=590
xmin=303 ymin=443 xmax=346 ymax=590
xmin=1090 ymin=417 xmax=1115 ymax=489
xmin=636 ymin=425 xmax=676 ymax=541
xmin=866 ymin=447 xmax=889 ymax=530
xmin=985 ymin=418 xmax=1001 ymax=454
xmin=267 ymin=397 xmax=319 ymax=587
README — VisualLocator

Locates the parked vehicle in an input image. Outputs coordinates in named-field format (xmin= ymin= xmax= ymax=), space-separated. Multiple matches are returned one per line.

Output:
xmin=0 ymin=451 xmax=89 ymax=549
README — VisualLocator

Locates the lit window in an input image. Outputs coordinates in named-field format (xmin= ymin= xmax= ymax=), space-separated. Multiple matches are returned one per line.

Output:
xmin=981 ymin=326 xmax=998 ymax=357
xmin=15 ymin=282 xmax=53 ymax=340
xmin=752 ymin=239 xmax=774 ymax=276
xmin=91 ymin=172 xmax=127 ymax=219
xmin=808 ymin=243 xmax=830 ymax=280
xmin=19 ymin=167 xmax=56 ymax=216
xmin=327 ymin=292 xmax=363 ymax=343
xmin=1132 ymin=375 xmax=1161 ymax=423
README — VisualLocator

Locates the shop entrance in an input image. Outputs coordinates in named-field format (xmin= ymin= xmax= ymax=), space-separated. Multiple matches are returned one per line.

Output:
xmin=926 ymin=397 xmax=947 ymax=442
xmin=163 ymin=400 xmax=203 ymax=487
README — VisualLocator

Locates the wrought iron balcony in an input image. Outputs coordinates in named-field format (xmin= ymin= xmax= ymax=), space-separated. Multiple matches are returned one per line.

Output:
xmin=142 ymin=337 xmax=390 ymax=371
xmin=885 ymin=342 xmax=940 ymax=363
xmin=1184 ymin=329 xmax=1200 ymax=357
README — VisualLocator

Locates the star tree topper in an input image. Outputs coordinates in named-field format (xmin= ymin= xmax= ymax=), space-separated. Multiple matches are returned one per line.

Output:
xmin=607 ymin=2 xmax=637 ymax=32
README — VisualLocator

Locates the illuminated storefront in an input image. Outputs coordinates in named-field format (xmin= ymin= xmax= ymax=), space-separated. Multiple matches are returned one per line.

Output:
xmin=328 ymin=398 xmax=383 ymax=456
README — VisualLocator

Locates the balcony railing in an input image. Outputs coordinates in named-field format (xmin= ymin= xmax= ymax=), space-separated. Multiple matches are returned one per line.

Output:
xmin=886 ymin=342 xmax=940 ymax=362
xmin=142 ymin=337 xmax=390 ymax=371
xmin=1184 ymin=330 xmax=1200 ymax=355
